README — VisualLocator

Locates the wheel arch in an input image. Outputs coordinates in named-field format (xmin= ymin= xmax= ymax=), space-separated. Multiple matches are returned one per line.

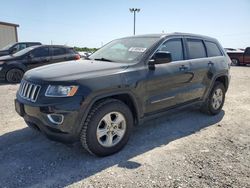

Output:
xmin=76 ymin=91 xmax=142 ymax=136
xmin=5 ymin=63 xmax=26 ymax=74
xmin=214 ymin=75 xmax=229 ymax=91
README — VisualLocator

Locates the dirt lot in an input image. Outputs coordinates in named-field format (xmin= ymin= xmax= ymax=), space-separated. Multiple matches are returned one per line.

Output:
xmin=0 ymin=67 xmax=249 ymax=188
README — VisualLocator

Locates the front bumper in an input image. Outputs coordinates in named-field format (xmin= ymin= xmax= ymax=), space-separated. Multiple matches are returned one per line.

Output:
xmin=15 ymin=96 xmax=83 ymax=143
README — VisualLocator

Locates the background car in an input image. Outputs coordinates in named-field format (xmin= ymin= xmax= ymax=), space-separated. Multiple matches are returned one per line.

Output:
xmin=227 ymin=47 xmax=250 ymax=66
xmin=0 ymin=45 xmax=80 ymax=83
xmin=0 ymin=42 xmax=42 ymax=57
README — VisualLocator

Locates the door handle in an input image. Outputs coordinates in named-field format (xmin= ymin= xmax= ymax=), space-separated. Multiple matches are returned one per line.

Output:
xmin=208 ymin=61 xmax=214 ymax=67
xmin=179 ymin=65 xmax=188 ymax=71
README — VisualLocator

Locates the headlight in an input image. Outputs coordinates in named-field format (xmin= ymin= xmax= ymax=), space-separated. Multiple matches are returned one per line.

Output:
xmin=45 ymin=85 xmax=78 ymax=97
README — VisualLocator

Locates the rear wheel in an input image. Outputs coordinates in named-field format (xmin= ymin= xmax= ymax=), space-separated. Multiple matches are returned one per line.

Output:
xmin=231 ymin=58 xmax=239 ymax=66
xmin=6 ymin=68 xmax=24 ymax=83
xmin=201 ymin=81 xmax=225 ymax=115
xmin=80 ymin=99 xmax=133 ymax=156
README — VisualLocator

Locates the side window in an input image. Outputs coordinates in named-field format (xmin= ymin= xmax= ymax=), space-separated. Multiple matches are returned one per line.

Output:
xmin=205 ymin=41 xmax=223 ymax=57
xmin=52 ymin=47 xmax=66 ymax=56
xmin=245 ymin=47 xmax=250 ymax=55
xmin=66 ymin=48 xmax=76 ymax=54
xmin=187 ymin=39 xmax=206 ymax=59
xmin=16 ymin=44 xmax=27 ymax=51
xmin=159 ymin=39 xmax=184 ymax=61
xmin=30 ymin=47 xmax=49 ymax=58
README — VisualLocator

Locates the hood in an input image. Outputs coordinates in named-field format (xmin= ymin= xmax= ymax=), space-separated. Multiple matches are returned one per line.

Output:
xmin=24 ymin=59 xmax=129 ymax=82
xmin=0 ymin=54 xmax=16 ymax=61
xmin=0 ymin=50 xmax=8 ymax=56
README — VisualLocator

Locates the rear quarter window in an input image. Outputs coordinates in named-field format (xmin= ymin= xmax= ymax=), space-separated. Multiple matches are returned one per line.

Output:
xmin=66 ymin=48 xmax=77 ymax=54
xmin=52 ymin=47 xmax=66 ymax=56
xmin=187 ymin=39 xmax=206 ymax=59
xmin=205 ymin=41 xmax=223 ymax=57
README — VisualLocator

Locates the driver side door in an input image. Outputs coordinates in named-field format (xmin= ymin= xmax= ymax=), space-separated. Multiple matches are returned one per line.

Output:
xmin=26 ymin=47 xmax=51 ymax=70
xmin=145 ymin=38 xmax=194 ymax=115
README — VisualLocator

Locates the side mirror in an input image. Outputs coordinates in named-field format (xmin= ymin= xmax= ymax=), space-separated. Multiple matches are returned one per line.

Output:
xmin=148 ymin=51 xmax=172 ymax=70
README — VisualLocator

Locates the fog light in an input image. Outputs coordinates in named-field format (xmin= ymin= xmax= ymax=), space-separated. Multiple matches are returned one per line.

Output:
xmin=47 ymin=114 xmax=64 ymax=125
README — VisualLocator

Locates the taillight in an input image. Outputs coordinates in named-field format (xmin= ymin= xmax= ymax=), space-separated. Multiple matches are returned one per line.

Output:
xmin=75 ymin=54 xmax=80 ymax=60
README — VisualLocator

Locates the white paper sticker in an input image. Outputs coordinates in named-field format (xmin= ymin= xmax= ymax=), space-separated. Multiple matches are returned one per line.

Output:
xmin=128 ymin=47 xmax=147 ymax=53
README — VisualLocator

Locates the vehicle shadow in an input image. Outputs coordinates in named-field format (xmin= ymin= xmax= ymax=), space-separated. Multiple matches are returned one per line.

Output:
xmin=0 ymin=108 xmax=224 ymax=187
xmin=0 ymin=80 xmax=19 ymax=86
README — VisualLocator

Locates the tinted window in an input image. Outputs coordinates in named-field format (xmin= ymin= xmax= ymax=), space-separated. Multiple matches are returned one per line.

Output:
xmin=30 ymin=47 xmax=49 ymax=58
xmin=245 ymin=47 xmax=250 ymax=55
xmin=159 ymin=39 xmax=184 ymax=61
xmin=205 ymin=41 xmax=222 ymax=57
xmin=17 ymin=44 xmax=27 ymax=51
xmin=52 ymin=47 xmax=66 ymax=56
xmin=66 ymin=48 xmax=76 ymax=54
xmin=187 ymin=39 xmax=206 ymax=59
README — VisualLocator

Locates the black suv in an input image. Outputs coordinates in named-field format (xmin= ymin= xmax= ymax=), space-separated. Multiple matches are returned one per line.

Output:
xmin=15 ymin=33 xmax=231 ymax=156
xmin=0 ymin=45 xmax=80 ymax=83
xmin=0 ymin=42 xmax=42 ymax=57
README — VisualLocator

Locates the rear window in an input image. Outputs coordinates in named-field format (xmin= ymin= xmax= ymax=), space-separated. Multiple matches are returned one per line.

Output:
xmin=205 ymin=41 xmax=223 ymax=57
xmin=187 ymin=39 xmax=206 ymax=59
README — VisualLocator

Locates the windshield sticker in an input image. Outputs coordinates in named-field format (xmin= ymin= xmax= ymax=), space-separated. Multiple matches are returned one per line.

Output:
xmin=128 ymin=47 xmax=147 ymax=53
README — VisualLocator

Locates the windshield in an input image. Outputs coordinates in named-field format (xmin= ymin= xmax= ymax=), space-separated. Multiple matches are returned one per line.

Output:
xmin=1 ymin=43 xmax=14 ymax=50
xmin=12 ymin=47 xmax=35 ymax=57
xmin=89 ymin=37 xmax=160 ymax=63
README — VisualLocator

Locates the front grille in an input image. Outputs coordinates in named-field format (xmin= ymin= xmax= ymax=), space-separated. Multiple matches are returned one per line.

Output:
xmin=19 ymin=80 xmax=41 ymax=102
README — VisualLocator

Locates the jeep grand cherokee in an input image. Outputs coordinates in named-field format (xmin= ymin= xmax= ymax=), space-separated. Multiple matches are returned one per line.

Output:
xmin=15 ymin=33 xmax=231 ymax=156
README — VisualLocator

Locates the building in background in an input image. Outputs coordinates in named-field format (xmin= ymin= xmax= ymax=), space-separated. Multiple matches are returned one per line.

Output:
xmin=0 ymin=21 xmax=19 ymax=49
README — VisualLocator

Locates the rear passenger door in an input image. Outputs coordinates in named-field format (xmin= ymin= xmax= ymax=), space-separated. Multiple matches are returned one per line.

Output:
xmin=183 ymin=38 xmax=211 ymax=101
xmin=50 ymin=47 xmax=68 ymax=63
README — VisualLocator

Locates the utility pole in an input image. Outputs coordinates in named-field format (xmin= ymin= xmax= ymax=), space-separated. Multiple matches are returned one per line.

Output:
xmin=129 ymin=8 xmax=140 ymax=35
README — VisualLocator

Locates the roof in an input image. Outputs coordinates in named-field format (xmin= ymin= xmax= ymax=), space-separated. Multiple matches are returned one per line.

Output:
xmin=124 ymin=32 xmax=217 ymax=41
xmin=0 ymin=21 xmax=19 ymax=27
xmin=33 ymin=45 xmax=73 ymax=49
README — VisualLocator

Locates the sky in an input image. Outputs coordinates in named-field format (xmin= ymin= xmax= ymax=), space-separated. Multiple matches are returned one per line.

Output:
xmin=0 ymin=0 xmax=250 ymax=48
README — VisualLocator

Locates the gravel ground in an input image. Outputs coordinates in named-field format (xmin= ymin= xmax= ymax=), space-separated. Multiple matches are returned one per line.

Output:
xmin=0 ymin=67 xmax=249 ymax=188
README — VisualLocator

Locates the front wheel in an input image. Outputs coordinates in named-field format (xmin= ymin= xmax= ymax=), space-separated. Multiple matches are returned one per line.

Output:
xmin=80 ymin=99 xmax=133 ymax=156
xmin=201 ymin=81 xmax=225 ymax=115
xmin=6 ymin=68 xmax=24 ymax=83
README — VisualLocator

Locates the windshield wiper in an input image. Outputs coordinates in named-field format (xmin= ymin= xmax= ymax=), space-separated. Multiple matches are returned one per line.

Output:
xmin=94 ymin=57 xmax=113 ymax=62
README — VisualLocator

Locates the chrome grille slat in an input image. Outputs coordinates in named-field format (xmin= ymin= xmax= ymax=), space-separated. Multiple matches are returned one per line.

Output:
xmin=27 ymin=84 xmax=33 ymax=98
xmin=30 ymin=85 xmax=37 ymax=101
xmin=23 ymin=83 xmax=29 ymax=97
xmin=18 ymin=81 xmax=41 ymax=102
xmin=21 ymin=82 xmax=26 ymax=96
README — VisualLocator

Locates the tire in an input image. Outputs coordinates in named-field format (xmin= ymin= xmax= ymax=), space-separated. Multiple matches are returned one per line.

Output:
xmin=231 ymin=58 xmax=239 ymax=66
xmin=200 ymin=81 xmax=225 ymax=115
xmin=6 ymin=68 xmax=24 ymax=83
xmin=80 ymin=99 xmax=133 ymax=156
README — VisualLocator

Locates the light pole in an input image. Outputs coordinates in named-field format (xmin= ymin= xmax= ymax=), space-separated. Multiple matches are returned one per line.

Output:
xmin=129 ymin=8 xmax=140 ymax=35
